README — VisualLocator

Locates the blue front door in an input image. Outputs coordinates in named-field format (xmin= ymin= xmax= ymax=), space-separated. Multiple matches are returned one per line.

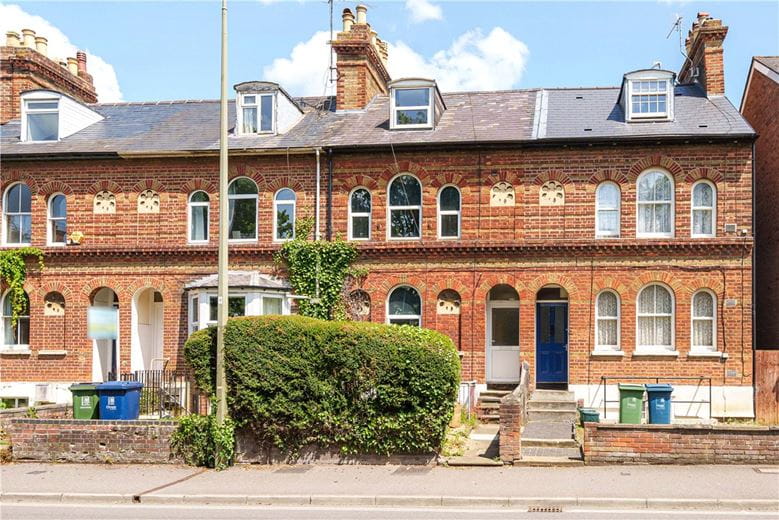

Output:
xmin=536 ymin=303 xmax=568 ymax=383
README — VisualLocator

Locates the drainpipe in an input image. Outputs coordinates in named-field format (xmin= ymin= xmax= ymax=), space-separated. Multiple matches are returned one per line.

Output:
xmin=315 ymin=148 xmax=321 ymax=240
xmin=751 ymin=140 xmax=756 ymax=420
xmin=327 ymin=148 xmax=334 ymax=240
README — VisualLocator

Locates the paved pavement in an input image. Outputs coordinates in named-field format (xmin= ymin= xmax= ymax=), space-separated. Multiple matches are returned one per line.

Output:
xmin=4 ymin=502 xmax=779 ymax=520
xmin=522 ymin=421 xmax=574 ymax=440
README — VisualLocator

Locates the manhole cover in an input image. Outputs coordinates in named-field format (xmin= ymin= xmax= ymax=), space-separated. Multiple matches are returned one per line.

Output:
xmin=528 ymin=506 xmax=563 ymax=513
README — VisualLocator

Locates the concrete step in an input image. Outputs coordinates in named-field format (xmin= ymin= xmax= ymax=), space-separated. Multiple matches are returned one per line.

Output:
xmin=522 ymin=438 xmax=579 ymax=449
xmin=513 ymin=456 xmax=584 ymax=467
xmin=478 ymin=395 xmax=505 ymax=403
xmin=527 ymin=409 xmax=578 ymax=423
xmin=477 ymin=402 xmax=500 ymax=410
xmin=477 ymin=413 xmax=500 ymax=423
xmin=480 ymin=390 xmax=511 ymax=399
xmin=530 ymin=389 xmax=575 ymax=401
xmin=527 ymin=400 xmax=577 ymax=411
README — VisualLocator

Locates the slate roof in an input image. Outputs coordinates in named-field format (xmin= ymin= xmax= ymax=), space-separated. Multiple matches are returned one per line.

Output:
xmin=755 ymin=56 xmax=779 ymax=74
xmin=183 ymin=271 xmax=291 ymax=291
xmin=0 ymin=83 xmax=753 ymax=157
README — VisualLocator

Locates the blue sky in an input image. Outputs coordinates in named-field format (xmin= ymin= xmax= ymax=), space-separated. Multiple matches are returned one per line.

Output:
xmin=2 ymin=1 xmax=777 ymax=105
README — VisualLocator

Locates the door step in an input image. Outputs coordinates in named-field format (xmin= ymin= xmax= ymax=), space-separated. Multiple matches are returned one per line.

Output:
xmin=527 ymin=409 xmax=578 ymax=423
xmin=530 ymin=389 xmax=575 ymax=401
xmin=522 ymin=438 xmax=579 ymax=449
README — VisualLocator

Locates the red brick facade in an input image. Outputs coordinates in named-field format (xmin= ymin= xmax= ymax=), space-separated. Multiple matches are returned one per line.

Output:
xmin=678 ymin=12 xmax=728 ymax=97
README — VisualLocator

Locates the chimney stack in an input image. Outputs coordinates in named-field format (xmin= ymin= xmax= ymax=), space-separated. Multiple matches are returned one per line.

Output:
xmin=21 ymin=28 xmax=36 ymax=48
xmin=678 ymin=12 xmax=728 ymax=97
xmin=331 ymin=4 xmax=391 ymax=110
xmin=67 ymin=56 xmax=78 ymax=75
xmin=35 ymin=36 xmax=48 ymax=56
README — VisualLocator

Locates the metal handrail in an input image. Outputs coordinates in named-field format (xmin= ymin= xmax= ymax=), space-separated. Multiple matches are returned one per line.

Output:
xmin=598 ymin=376 xmax=712 ymax=419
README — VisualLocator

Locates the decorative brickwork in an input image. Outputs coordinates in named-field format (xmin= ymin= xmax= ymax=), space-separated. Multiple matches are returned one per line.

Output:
xmin=583 ymin=423 xmax=779 ymax=464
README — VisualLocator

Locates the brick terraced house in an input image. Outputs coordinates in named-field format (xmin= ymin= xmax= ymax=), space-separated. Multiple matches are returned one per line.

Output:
xmin=0 ymin=10 xmax=757 ymax=418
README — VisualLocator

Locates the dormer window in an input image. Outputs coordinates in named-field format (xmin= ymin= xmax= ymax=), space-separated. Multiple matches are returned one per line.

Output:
xmin=25 ymin=99 xmax=59 ymax=141
xmin=241 ymin=93 xmax=273 ymax=134
xmin=621 ymin=70 xmax=675 ymax=123
xmin=389 ymin=78 xmax=445 ymax=130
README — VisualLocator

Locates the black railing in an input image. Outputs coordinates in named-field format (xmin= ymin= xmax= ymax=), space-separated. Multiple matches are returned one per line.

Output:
xmin=117 ymin=370 xmax=193 ymax=418
xmin=598 ymin=376 xmax=713 ymax=420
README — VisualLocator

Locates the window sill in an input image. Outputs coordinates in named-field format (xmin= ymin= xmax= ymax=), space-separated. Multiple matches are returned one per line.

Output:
xmin=591 ymin=350 xmax=625 ymax=357
xmin=0 ymin=349 xmax=32 ymax=356
xmin=632 ymin=350 xmax=679 ymax=358
xmin=37 ymin=349 xmax=67 ymax=356
xmin=688 ymin=351 xmax=728 ymax=359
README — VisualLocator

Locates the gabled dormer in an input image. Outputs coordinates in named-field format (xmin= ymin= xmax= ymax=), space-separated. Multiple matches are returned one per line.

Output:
xmin=19 ymin=89 xmax=103 ymax=142
xmin=388 ymin=78 xmax=445 ymax=130
xmin=619 ymin=69 xmax=676 ymax=123
xmin=234 ymin=81 xmax=303 ymax=136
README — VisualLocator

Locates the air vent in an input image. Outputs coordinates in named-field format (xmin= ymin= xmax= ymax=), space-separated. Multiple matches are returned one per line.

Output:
xmin=584 ymin=128 xmax=592 ymax=132
xmin=724 ymin=223 xmax=737 ymax=233
xmin=725 ymin=298 xmax=738 ymax=308
xmin=575 ymin=96 xmax=583 ymax=99
xmin=528 ymin=506 xmax=564 ymax=513
xmin=698 ymin=124 xmax=708 ymax=128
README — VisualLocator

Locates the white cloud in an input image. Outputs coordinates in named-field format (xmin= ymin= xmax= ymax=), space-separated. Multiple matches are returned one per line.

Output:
xmin=405 ymin=0 xmax=443 ymax=23
xmin=262 ymin=27 xmax=530 ymax=97
xmin=0 ymin=3 xmax=122 ymax=102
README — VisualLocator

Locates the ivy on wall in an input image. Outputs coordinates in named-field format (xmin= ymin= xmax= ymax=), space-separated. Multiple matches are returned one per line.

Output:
xmin=275 ymin=218 xmax=362 ymax=320
xmin=0 ymin=247 xmax=44 ymax=325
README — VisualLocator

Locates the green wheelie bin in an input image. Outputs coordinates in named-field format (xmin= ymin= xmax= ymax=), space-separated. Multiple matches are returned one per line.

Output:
xmin=69 ymin=383 xmax=99 ymax=419
xmin=618 ymin=383 xmax=645 ymax=424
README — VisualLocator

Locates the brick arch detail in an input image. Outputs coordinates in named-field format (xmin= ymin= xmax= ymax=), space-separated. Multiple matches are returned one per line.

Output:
xmin=266 ymin=176 xmax=306 ymax=194
xmin=39 ymin=281 xmax=74 ymax=300
xmin=428 ymin=279 xmax=470 ymax=300
xmin=37 ymin=180 xmax=74 ymax=197
xmin=180 ymin=178 xmax=218 ymax=195
xmin=229 ymin=164 xmax=267 ymax=191
xmin=377 ymin=161 xmax=429 ymax=190
xmin=81 ymin=278 xmax=122 ymax=302
xmin=525 ymin=274 xmax=579 ymax=299
xmin=685 ymin=167 xmax=725 ymax=184
xmin=130 ymin=179 xmax=167 ymax=195
xmin=0 ymin=171 xmax=40 ymax=194
xmin=123 ymin=278 xmax=174 ymax=301
xmin=588 ymin=169 xmax=629 ymax=186
xmin=629 ymin=272 xmax=686 ymax=296
xmin=86 ymin=180 xmax=123 ymax=196
xmin=333 ymin=175 xmax=380 ymax=192
xmin=592 ymin=276 xmax=630 ymax=297
xmin=627 ymin=155 xmax=684 ymax=181
xmin=476 ymin=275 xmax=523 ymax=301
xmin=429 ymin=172 xmax=467 ymax=189
xmin=484 ymin=169 xmax=522 ymax=188
xmin=531 ymin=170 xmax=574 ymax=189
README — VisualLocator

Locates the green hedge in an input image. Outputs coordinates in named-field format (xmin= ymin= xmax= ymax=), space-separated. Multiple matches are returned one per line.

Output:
xmin=184 ymin=316 xmax=460 ymax=456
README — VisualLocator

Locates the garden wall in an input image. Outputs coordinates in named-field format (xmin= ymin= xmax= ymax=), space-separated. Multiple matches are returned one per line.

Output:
xmin=5 ymin=419 xmax=178 ymax=464
xmin=584 ymin=423 xmax=779 ymax=465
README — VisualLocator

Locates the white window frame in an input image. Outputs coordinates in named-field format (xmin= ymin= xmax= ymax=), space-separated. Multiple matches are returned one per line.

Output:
xmin=273 ymin=188 xmax=296 ymax=242
xmin=594 ymin=290 xmax=621 ymax=352
xmin=188 ymin=289 xmax=290 ymax=332
xmin=390 ymin=87 xmax=433 ymax=130
xmin=437 ymin=185 xmax=461 ymax=239
xmin=627 ymin=79 xmax=672 ymax=121
xmin=22 ymin=97 xmax=60 ymax=142
xmin=46 ymin=193 xmax=67 ymax=246
xmin=1 ymin=290 xmax=30 ymax=351
xmin=238 ymin=93 xmax=275 ymax=135
xmin=187 ymin=191 xmax=210 ymax=244
xmin=691 ymin=289 xmax=717 ymax=353
xmin=2 ymin=182 xmax=32 ymax=246
xmin=227 ymin=177 xmax=258 ymax=243
xmin=636 ymin=169 xmax=675 ymax=239
xmin=386 ymin=285 xmax=422 ymax=327
xmin=189 ymin=295 xmax=200 ymax=335
xmin=635 ymin=283 xmax=676 ymax=353
xmin=387 ymin=173 xmax=423 ymax=241
xmin=348 ymin=187 xmax=371 ymax=241
xmin=691 ymin=180 xmax=716 ymax=238
xmin=595 ymin=182 xmax=620 ymax=238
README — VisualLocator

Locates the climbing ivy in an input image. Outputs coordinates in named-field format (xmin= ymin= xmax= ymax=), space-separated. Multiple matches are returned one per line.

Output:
xmin=0 ymin=248 xmax=43 ymax=325
xmin=275 ymin=217 xmax=361 ymax=320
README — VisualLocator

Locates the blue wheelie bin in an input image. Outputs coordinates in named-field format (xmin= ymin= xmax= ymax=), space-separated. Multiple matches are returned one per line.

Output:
xmin=645 ymin=384 xmax=673 ymax=424
xmin=96 ymin=381 xmax=143 ymax=420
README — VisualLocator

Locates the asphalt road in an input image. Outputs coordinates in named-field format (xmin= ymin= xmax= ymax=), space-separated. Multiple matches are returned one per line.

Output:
xmin=3 ymin=503 xmax=779 ymax=520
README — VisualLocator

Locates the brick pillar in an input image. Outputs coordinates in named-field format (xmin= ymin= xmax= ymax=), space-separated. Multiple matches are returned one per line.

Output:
xmin=499 ymin=393 xmax=523 ymax=463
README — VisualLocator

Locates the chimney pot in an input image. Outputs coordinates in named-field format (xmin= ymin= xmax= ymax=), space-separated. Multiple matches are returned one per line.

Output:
xmin=35 ymin=36 xmax=48 ymax=56
xmin=697 ymin=12 xmax=710 ymax=21
xmin=76 ymin=51 xmax=87 ymax=75
xmin=5 ymin=31 xmax=21 ymax=47
xmin=342 ymin=8 xmax=354 ymax=32
xmin=356 ymin=4 xmax=367 ymax=24
xmin=67 ymin=57 xmax=78 ymax=75
xmin=21 ymin=28 xmax=36 ymax=48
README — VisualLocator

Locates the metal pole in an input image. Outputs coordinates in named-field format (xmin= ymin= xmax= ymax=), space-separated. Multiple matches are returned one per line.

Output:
xmin=216 ymin=0 xmax=229 ymax=424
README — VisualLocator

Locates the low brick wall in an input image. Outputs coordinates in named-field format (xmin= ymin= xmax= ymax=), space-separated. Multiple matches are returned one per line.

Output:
xmin=584 ymin=423 xmax=779 ymax=465
xmin=0 ymin=404 xmax=71 ymax=431
xmin=6 ymin=419 xmax=178 ymax=464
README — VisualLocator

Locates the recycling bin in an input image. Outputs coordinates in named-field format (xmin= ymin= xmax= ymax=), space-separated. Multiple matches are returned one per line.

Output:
xmin=69 ymin=383 xmax=99 ymax=419
xmin=618 ymin=383 xmax=645 ymax=424
xmin=96 ymin=381 xmax=143 ymax=420
xmin=645 ymin=383 xmax=673 ymax=424
xmin=579 ymin=408 xmax=600 ymax=424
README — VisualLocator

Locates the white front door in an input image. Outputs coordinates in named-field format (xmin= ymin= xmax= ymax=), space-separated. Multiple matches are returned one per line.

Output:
xmin=486 ymin=301 xmax=520 ymax=383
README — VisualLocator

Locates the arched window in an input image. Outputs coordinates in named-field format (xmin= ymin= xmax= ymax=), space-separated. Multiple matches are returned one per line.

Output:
xmin=595 ymin=290 xmax=620 ymax=351
xmin=188 ymin=191 xmax=210 ymax=243
xmin=692 ymin=290 xmax=716 ymax=352
xmin=47 ymin=193 xmax=67 ymax=246
xmin=3 ymin=183 xmax=32 ymax=245
xmin=227 ymin=177 xmax=258 ymax=241
xmin=637 ymin=284 xmax=674 ymax=351
xmin=349 ymin=188 xmax=371 ymax=240
xmin=691 ymin=181 xmax=716 ymax=238
xmin=438 ymin=186 xmax=461 ymax=239
xmin=274 ymin=188 xmax=296 ymax=241
xmin=637 ymin=170 xmax=674 ymax=238
xmin=2 ymin=291 xmax=30 ymax=348
xmin=387 ymin=286 xmax=421 ymax=326
xmin=595 ymin=182 xmax=620 ymax=237
xmin=388 ymin=174 xmax=422 ymax=239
